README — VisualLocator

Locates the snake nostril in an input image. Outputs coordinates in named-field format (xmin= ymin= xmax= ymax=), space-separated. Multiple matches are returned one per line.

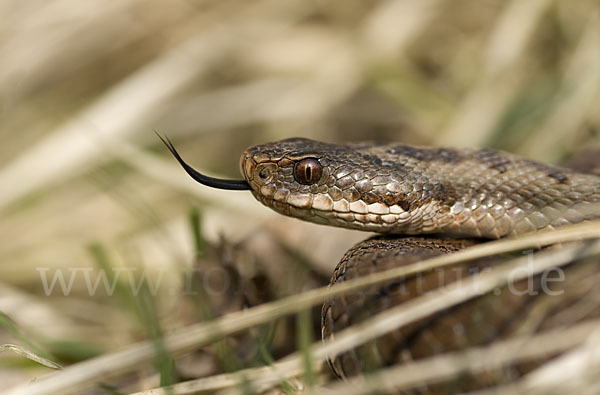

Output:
xmin=258 ymin=168 xmax=269 ymax=179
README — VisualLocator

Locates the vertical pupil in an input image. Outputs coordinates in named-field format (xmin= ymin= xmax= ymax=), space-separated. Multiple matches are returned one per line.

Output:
xmin=293 ymin=159 xmax=322 ymax=185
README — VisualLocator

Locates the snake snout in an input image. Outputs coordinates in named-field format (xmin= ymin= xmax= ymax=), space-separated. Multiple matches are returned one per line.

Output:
xmin=240 ymin=151 xmax=255 ymax=183
xmin=240 ymin=152 xmax=278 ymax=188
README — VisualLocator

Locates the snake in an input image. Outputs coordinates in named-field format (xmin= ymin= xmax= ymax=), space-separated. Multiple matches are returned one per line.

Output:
xmin=157 ymin=135 xmax=600 ymax=391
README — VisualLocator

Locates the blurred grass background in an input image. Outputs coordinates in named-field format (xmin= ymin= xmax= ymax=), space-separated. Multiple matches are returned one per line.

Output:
xmin=0 ymin=0 xmax=599 ymax=393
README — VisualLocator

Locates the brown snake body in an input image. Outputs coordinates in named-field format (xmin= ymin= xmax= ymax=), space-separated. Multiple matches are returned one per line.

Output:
xmin=159 ymin=136 xmax=600 ymax=392
xmin=240 ymin=138 xmax=599 ymax=237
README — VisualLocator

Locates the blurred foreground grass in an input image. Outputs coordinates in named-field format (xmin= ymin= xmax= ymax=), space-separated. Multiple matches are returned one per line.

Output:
xmin=0 ymin=0 xmax=599 ymax=393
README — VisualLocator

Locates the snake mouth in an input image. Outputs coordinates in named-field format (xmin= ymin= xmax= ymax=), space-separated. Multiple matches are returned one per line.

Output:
xmin=156 ymin=132 xmax=251 ymax=191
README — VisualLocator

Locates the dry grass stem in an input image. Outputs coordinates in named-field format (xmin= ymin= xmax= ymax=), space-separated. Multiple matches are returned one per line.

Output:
xmin=6 ymin=222 xmax=599 ymax=395
xmin=318 ymin=321 xmax=600 ymax=395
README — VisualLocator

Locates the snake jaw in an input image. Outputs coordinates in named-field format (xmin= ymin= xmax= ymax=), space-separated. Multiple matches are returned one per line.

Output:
xmin=156 ymin=132 xmax=252 ymax=191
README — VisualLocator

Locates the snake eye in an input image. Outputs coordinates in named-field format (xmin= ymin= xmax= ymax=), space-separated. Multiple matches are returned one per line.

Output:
xmin=294 ymin=158 xmax=322 ymax=185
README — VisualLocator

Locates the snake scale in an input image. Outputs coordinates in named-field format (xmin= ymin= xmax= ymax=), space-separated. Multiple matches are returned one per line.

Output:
xmin=159 ymin=135 xmax=600 ymax=392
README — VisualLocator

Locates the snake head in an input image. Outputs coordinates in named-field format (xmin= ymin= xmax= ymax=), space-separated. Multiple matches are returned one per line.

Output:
xmin=159 ymin=134 xmax=420 ymax=232
xmin=241 ymin=138 xmax=332 ymax=207
xmin=240 ymin=138 xmax=419 ymax=232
